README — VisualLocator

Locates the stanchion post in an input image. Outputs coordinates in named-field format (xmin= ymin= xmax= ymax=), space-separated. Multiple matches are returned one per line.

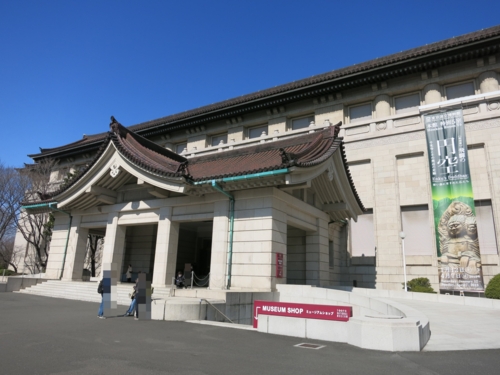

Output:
xmin=399 ymin=231 xmax=407 ymax=292
xmin=191 ymin=271 xmax=194 ymax=289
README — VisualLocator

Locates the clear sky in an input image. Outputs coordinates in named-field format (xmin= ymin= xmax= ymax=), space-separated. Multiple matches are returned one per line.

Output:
xmin=1 ymin=0 xmax=499 ymax=167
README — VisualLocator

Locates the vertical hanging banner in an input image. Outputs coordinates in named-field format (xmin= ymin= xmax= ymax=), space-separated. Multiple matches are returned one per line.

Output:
xmin=276 ymin=253 xmax=284 ymax=278
xmin=424 ymin=109 xmax=484 ymax=292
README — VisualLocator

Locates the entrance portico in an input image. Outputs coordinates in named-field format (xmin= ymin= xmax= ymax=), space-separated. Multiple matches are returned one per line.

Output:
xmin=26 ymin=118 xmax=364 ymax=291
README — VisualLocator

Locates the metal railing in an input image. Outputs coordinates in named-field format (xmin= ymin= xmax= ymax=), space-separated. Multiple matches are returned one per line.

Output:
xmin=199 ymin=298 xmax=233 ymax=323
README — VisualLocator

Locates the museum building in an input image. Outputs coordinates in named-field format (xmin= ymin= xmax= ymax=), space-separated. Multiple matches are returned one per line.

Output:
xmin=21 ymin=25 xmax=500 ymax=291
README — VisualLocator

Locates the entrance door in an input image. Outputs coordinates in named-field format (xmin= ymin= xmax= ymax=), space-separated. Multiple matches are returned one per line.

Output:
xmin=176 ymin=221 xmax=213 ymax=287
xmin=121 ymin=224 xmax=158 ymax=282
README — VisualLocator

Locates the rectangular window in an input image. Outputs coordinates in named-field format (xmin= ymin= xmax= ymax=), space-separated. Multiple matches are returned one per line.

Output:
xmin=445 ymin=82 xmax=475 ymax=100
xmin=211 ymin=134 xmax=227 ymax=147
xmin=395 ymin=93 xmax=420 ymax=114
xmin=401 ymin=205 xmax=433 ymax=255
xmin=349 ymin=103 xmax=372 ymax=122
xmin=248 ymin=125 xmax=268 ymax=139
xmin=175 ymin=143 xmax=187 ymax=154
xmin=291 ymin=116 xmax=314 ymax=130
xmin=350 ymin=209 xmax=375 ymax=256
xmin=475 ymin=200 xmax=498 ymax=255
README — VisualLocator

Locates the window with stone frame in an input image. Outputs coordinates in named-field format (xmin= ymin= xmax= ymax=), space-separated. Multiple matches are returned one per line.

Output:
xmin=350 ymin=209 xmax=375 ymax=256
xmin=211 ymin=134 xmax=227 ymax=147
xmin=400 ymin=205 xmax=433 ymax=256
xmin=349 ymin=103 xmax=372 ymax=123
xmin=175 ymin=143 xmax=187 ymax=154
xmin=475 ymin=199 xmax=498 ymax=255
xmin=248 ymin=124 xmax=268 ymax=139
xmin=291 ymin=115 xmax=314 ymax=130
xmin=395 ymin=93 xmax=420 ymax=114
xmin=445 ymin=81 xmax=475 ymax=100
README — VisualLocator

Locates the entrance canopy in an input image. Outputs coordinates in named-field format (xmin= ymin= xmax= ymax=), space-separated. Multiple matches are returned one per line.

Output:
xmin=23 ymin=118 xmax=365 ymax=221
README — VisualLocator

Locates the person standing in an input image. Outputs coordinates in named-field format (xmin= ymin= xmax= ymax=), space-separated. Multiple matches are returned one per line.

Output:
xmin=97 ymin=279 xmax=106 ymax=319
xmin=124 ymin=279 xmax=138 ymax=316
xmin=126 ymin=264 xmax=133 ymax=283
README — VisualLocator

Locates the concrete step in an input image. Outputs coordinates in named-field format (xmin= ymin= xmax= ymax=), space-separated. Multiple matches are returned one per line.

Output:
xmin=16 ymin=280 xmax=133 ymax=306
xmin=18 ymin=289 xmax=131 ymax=305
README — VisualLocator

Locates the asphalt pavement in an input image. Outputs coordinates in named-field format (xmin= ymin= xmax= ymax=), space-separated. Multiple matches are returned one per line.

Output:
xmin=1 ymin=293 xmax=500 ymax=375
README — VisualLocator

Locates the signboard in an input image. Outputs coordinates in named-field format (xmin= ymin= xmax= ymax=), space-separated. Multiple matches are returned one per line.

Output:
xmin=253 ymin=300 xmax=352 ymax=328
xmin=424 ymin=109 xmax=484 ymax=292
xmin=276 ymin=253 xmax=284 ymax=278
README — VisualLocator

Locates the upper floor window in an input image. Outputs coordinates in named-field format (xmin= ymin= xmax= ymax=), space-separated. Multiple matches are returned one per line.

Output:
xmin=350 ymin=208 xmax=375 ymax=257
xmin=291 ymin=115 xmax=314 ymax=130
xmin=248 ymin=125 xmax=268 ymax=139
xmin=400 ymin=205 xmax=433 ymax=256
xmin=349 ymin=103 xmax=372 ymax=123
xmin=395 ymin=93 xmax=420 ymax=114
xmin=445 ymin=82 xmax=475 ymax=100
xmin=175 ymin=143 xmax=187 ymax=154
xmin=211 ymin=134 xmax=227 ymax=147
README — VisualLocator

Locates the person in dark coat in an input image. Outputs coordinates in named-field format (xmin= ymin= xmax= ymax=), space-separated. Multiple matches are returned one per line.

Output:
xmin=97 ymin=279 xmax=106 ymax=319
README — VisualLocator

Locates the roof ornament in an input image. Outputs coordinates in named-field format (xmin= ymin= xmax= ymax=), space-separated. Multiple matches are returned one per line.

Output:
xmin=110 ymin=163 xmax=120 ymax=178
xmin=37 ymin=191 xmax=51 ymax=201
xmin=330 ymin=121 xmax=342 ymax=138
xmin=279 ymin=148 xmax=294 ymax=166
xmin=109 ymin=116 xmax=128 ymax=138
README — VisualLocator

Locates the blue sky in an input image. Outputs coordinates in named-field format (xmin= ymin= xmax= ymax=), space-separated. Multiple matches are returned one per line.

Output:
xmin=1 ymin=0 xmax=499 ymax=167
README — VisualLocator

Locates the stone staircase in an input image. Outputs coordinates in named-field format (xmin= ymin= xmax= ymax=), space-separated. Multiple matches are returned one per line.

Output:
xmin=16 ymin=280 xmax=136 ymax=306
xmin=15 ymin=280 xmax=256 ymax=324
xmin=14 ymin=280 xmax=223 ymax=306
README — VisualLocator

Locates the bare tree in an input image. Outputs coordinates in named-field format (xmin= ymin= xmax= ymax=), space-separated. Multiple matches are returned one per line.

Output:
xmin=84 ymin=234 xmax=104 ymax=277
xmin=15 ymin=158 xmax=57 ymax=272
xmin=0 ymin=237 xmax=15 ymax=271
xmin=0 ymin=161 xmax=30 ymax=272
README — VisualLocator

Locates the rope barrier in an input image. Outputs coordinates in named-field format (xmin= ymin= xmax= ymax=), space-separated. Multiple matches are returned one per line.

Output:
xmin=192 ymin=271 xmax=210 ymax=287
xmin=193 ymin=273 xmax=210 ymax=281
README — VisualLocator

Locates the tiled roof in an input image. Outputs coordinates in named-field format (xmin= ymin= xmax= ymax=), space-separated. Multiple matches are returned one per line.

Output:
xmin=29 ymin=25 xmax=500 ymax=160
xmin=26 ymin=119 xmax=350 ymax=203
xmin=109 ymin=117 xmax=187 ymax=177
xmin=25 ymin=118 xmax=366 ymax=213
xmin=187 ymin=125 xmax=341 ymax=181
xmin=130 ymin=25 xmax=500 ymax=133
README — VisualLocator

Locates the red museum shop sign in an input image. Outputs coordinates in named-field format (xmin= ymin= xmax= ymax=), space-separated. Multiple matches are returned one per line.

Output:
xmin=253 ymin=300 xmax=352 ymax=328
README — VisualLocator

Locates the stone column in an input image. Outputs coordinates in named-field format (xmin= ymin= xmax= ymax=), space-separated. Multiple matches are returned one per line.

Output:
xmin=61 ymin=215 xmax=89 ymax=281
xmin=44 ymin=212 xmax=71 ymax=279
xmin=209 ymin=200 xmax=229 ymax=290
xmin=152 ymin=207 xmax=179 ymax=288
xmin=231 ymin=190 xmax=287 ymax=291
xmin=372 ymin=153 xmax=402 ymax=290
xmin=101 ymin=211 xmax=127 ymax=280
xmin=305 ymin=217 xmax=329 ymax=287
xmin=424 ymin=83 xmax=442 ymax=104
xmin=479 ymin=71 xmax=499 ymax=93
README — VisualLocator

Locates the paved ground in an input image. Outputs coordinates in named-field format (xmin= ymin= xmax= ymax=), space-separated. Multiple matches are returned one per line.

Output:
xmin=1 ymin=293 xmax=500 ymax=375
xmin=391 ymin=298 xmax=500 ymax=351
